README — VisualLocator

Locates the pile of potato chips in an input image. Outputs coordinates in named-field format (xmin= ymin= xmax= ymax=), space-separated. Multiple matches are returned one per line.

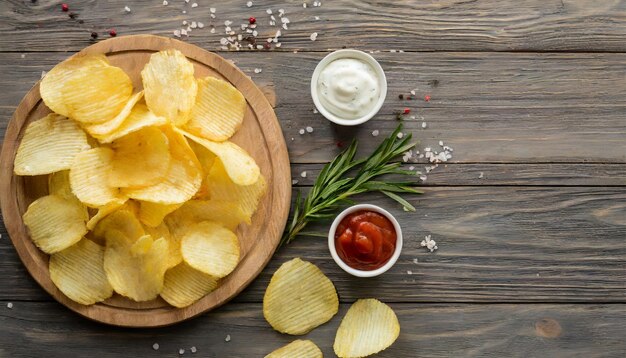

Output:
xmin=15 ymin=49 xmax=266 ymax=307
xmin=263 ymin=258 xmax=400 ymax=357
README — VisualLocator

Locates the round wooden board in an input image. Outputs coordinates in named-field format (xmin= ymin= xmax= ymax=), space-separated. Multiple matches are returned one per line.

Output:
xmin=0 ymin=35 xmax=291 ymax=327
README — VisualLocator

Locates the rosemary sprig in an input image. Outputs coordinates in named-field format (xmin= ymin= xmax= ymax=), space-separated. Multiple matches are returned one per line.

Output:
xmin=280 ymin=124 xmax=423 ymax=246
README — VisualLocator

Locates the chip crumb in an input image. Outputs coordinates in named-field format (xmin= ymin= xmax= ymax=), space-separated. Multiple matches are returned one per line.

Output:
xmin=310 ymin=32 xmax=318 ymax=41
xmin=152 ymin=343 xmax=160 ymax=350
xmin=305 ymin=126 xmax=313 ymax=133
xmin=190 ymin=346 xmax=197 ymax=353
xmin=7 ymin=302 xmax=13 ymax=309
xmin=372 ymin=129 xmax=379 ymax=137
xmin=301 ymin=171 xmax=307 ymax=178
xmin=225 ymin=334 xmax=231 ymax=342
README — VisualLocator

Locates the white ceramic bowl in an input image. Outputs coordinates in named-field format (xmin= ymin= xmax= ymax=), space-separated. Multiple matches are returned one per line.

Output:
xmin=328 ymin=204 xmax=402 ymax=277
xmin=311 ymin=49 xmax=387 ymax=126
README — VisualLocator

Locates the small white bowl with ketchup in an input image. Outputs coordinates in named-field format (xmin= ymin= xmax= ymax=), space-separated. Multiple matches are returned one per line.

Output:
xmin=328 ymin=204 xmax=402 ymax=277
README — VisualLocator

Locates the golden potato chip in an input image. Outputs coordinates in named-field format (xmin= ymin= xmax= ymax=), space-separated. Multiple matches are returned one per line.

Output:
xmin=104 ymin=233 xmax=168 ymax=301
xmin=49 ymin=239 xmax=113 ymax=305
xmin=93 ymin=209 xmax=144 ymax=243
xmin=160 ymin=262 xmax=218 ymax=308
xmin=48 ymin=170 xmax=74 ymax=200
xmin=177 ymin=128 xmax=260 ymax=186
xmin=265 ymin=340 xmax=323 ymax=358
xmin=70 ymin=147 xmax=123 ymax=207
xmin=141 ymin=49 xmax=197 ymax=126
xmin=14 ymin=114 xmax=91 ymax=175
xmin=184 ymin=77 xmax=246 ymax=141
xmin=333 ymin=299 xmax=400 ymax=358
xmin=109 ymin=127 xmax=171 ymax=188
xmin=40 ymin=54 xmax=110 ymax=117
xmin=86 ymin=199 xmax=127 ymax=231
xmin=166 ymin=199 xmax=247 ymax=235
xmin=264 ymin=258 xmax=338 ymax=335
xmin=124 ymin=127 xmax=202 ymax=204
xmin=188 ymin=139 xmax=217 ymax=199
xmin=144 ymin=222 xmax=181 ymax=269
xmin=138 ymin=201 xmax=182 ymax=227
xmin=23 ymin=195 xmax=89 ymax=254
xmin=83 ymin=91 xmax=144 ymax=138
xmin=207 ymin=160 xmax=267 ymax=224
xmin=93 ymin=100 xmax=168 ymax=144
xmin=181 ymin=221 xmax=240 ymax=278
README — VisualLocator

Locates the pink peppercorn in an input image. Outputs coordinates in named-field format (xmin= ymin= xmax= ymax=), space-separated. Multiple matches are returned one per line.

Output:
xmin=61 ymin=3 xmax=69 ymax=11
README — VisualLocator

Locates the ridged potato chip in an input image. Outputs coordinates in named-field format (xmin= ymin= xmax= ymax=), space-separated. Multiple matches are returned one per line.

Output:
xmin=166 ymin=199 xmax=247 ymax=235
xmin=181 ymin=221 xmax=240 ymax=278
xmin=138 ymin=201 xmax=182 ymax=227
xmin=264 ymin=258 xmax=339 ymax=335
xmin=83 ymin=91 xmax=144 ymax=138
xmin=104 ymin=233 xmax=168 ymax=301
xmin=265 ymin=340 xmax=323 ymax=358
xmin=109 ymin=127 xmax=171 ymax=188
xmin=23 ymin=195 xmax=89 ymax=254
xmin=14 ymin=114 xmax=91 ymax=175
xmin=176 ymin=128 xmax=260 ymax=186
xmin=188 ymin=139 xmax=217 ymax=199
xmin=49 ymin=239 xmax=113 ymax=305
xmin=141 ymin=49 xmax=197 ymax=126
xmin=207 ymin=160 xmax=267 ymax=224
xmin=93 ymin=100 xmax=168 ymax=144
xmin=70 ymin=147 xmax=123 ymax=207
xmin=333 ymin=299 xmax=400 ymax=358
xmin=144 ymin=222 xmax=181 ymax=269
xmin=160 ymin=262 xmax=218 ymax=308
xmin=86 ymin=199 xmax=127 ymax=231
xmin=124 ymin=127 xmax=202 ymax=204
xmin=40 ymin=54 xmax=110 ymax=117
xmin=184 ymin=77 xmax=246 ymax=142
xmin=48 ymin=170 xmax=74 ymax=200
xmin=93 ymin=209 xmax=144 ymax=243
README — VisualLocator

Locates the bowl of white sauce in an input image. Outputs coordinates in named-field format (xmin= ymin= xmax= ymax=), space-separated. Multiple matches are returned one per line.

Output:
xmin=311 ymin=49 xmax=387 ymax=126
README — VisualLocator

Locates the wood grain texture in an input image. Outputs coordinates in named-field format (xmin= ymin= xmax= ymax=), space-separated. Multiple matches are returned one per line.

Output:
xmin=3 ymin=186 xmax=625 ymax=303
xmin=0 ymin=301 xmax=624 ymax=358
xmin=1 ymin=52 xmax=625 ymax=164
xmin=2 ymin=0 xmax=626 ymax=52
xmin=0 ymin=35 xmax=291 ymax=326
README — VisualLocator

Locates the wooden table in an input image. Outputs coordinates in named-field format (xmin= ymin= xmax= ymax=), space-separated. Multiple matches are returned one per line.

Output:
xmin=1 ymin=1 xmax=625 ymax=357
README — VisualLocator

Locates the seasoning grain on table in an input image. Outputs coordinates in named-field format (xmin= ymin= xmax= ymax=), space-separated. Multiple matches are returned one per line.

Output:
xmin=1 ymin=1 xmax=625 ymax=357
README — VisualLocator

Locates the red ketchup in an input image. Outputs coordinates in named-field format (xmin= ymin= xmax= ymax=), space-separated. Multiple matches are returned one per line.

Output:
xmin=334 ymin=210 xmax=397 ymax=271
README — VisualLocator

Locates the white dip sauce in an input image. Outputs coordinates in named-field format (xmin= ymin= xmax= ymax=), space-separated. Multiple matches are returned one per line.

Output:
xmin=317 ymin=58 xmax=380 ymax=119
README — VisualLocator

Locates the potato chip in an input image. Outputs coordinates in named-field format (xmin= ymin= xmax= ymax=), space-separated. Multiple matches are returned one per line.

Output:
xmin=333 ymin=299 xmax=400 ymax=358
xmin=93 ymin=209 xmax=144 ymax=243
xmin=144 ymin=222 xmax=181 ymax=269
xmin=124 ymin=127 xmax=202 ymax=204
xmin=83 ymin=91 xmax=144 ymax=138
xmin=166 ymin=199 xmax=247 ymax=235
xmin=104 ymin=233 xmax=168 ymax=301
xmin=86 ymin=199 xmax=127 ymax=231
xmin=138 ymin=201 xmax=182 ymax=227
xmin=141 ymin=49 xmax=197 ymax=126
xmin=93 ymin=100 xmax=168 ymax=144
xmin=265 ymin=340 xmax=323 ymax=358
xmin=184 ymin=77 xmax=246 ymax=141
xmin=14 ymin=114 xmax=91 ymax=175
xmin=49 ymin=239 xmax=113 ymax=305
xmin=176 ymin=128 xmax=260 ymax=186
xmin=188 ymin=139 xmax=217 ymax=199
xmin=181 ymin=221 xmax=240 ymax=278
xmin=70 ymin=147 xmax=123 ymax=207
xmin=48 ymin=170 xmax=74 ymax=200
xmin=207 ymin=160 xmax=267 ymax=224
xmin=23 ymin=195 xmax=89 ymax=254
xmin=109 ymin=127 xmax=171 ymax=188
xmin=40 ymin=54 xmax=110 ymax=117
xmin=160 ymin=262 xmax=218 ymax=308
xmin=264 ymin=258 xmax=338 ymax=335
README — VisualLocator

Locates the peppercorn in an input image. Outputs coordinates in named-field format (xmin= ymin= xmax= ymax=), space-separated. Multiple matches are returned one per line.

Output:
xmin=403 ymin=108 xmax=410 ymax=115
xmin=398 ymin=94 xmax=404 ymax=99
xmin=109 ymin=29 xmax=117 ymax=37
xmin=90 ymin=31 xmax=98 ymax=40
xmin=263 ymin=42 xmax=271 ymax=50
xmin=424 ymin=95 xmax=431 ymax=102
xmin=249 ymin=17 xmax=256 ymax=24
xmin=61 ymin=3 xmax=69 ymax=11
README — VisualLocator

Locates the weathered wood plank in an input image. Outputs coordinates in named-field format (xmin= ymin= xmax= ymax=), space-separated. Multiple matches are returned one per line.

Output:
xmin=3 ymin=187 xmax=625 ymax=302
xmin=1 ymin=52 xmax=625 ymax=163
xmin=0 ymin=301 xmax=624 ymax=357
xmin=2 ymin=0 xmax=626 ymax=52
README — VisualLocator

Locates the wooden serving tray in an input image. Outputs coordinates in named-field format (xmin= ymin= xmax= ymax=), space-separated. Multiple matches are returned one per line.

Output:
xmin=0 ymin=35 xmax=291 ymax=327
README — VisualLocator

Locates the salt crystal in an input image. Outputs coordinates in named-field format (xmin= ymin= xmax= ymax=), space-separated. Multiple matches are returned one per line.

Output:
xmin=220 ymin=38 xmax=228 ymax=45
xmin=7 ymin=302 xmax=13 ymax=309
xmin=225 ymin=26 xmax=231 ymax=32
xmin=315 ymin=16 xmax=320 ymax=20
xmin=254 ymin=68 xmax=262 ymax=74
xmin=185 ymin=0 xmax=189 ymax=3
xmin=210 ymin=28 xmax=216 ymax=33
xmin=153 ymin=343 xmax=159 ymax=350
xmin=225 ymin=335 xmax=231 ymax=342
xmin=281 ymin=17 xmax=290 ymax=24
xmin=252 ymin=30 xmax=258 ymax=36
xmin=420 ymin=235 xmax=438 ymax=252
xmin=181 ymin=29 xmax=188 ymax=36
xmin=179 ymin=348 xmax=185 ymax=355
xmin=198 ymin=22 xmax=204 ymax=28
xmin=306 ymin=126 xmax=314 ymax=133
xmin=20 ymin=54 xmax=26 ymax=59
xmin=299 ymin=129 xmax=305 ymax=135
xmin=410 ymin=90 xmax=416 ymax=96
xmin=224 ymin=20 xmax=232 ymax=26
xmin=424 ymin=147 xmax=431 ymax=152
xmin=257 ymin=44 xmax=263 ymax=49
xmin=210 ymin=7 xmax=216 ymax=13
xmin=421 ymin=122 xmax=427 ymax=129
xmin=266 ymin=9 xmax=273 ymax=14
xmin=390 ymin=49 xmax=397 ymax=53
xmin=301 ymin=171 xmax=307 ymax=178
xmin=190 ymin=347 xmax=197 ymax=353
xmin=191 ymin=21 xmax=197 ymax=28
xmin=313 ymin=108 xmax=318 ymax=114
xmin=282 ymin=24 xmax=288 ymax=30
xmin=211 ymin=14 xmax=216 ymax=18
xmin=397 ymin=132 xmax=404 ymax=139
xmin=174 ymin=29 xmax=182 ymax=37
xmin=278 ymin=9 xmax=285 ymax=16
xmin=419 ymin=175 xmax=427 ymax=182
xmin=292 ymin=180 xmax=299 ymax=185
xmin=409 ymin=166 xmax=415 ymax=170
xmin=372 ymin=130 xmax=379 ymax=137
xmin=183 ymin=20 xmax=188 ymax=25
xmin=413 ymin=258 xmax=418 ymax=264
xmin=479 ymin=172 xmax=484 ymax=179
xmin=407 ymin=270 xmax=413 ymax=275
xmin=438 ymin=140 xmax=444 ymax=146
xmin=276 ymin=42 xmax=282 ymax=47
xmin=124 ymin=6 xmax=131 ymax=13
xmin=247 ymin=1 xmax=253 ymax=7
xmin=310 ymin=32 xmax=318 ymax=41
xmin=191 ymin=3 xmax=198 ymax=8
xmin=182 ymin=10 xmax=187 ymax=14
xmin=303 ymin=3 xmax=307 ymax=8
xmin=163 ymin=0 xmax=168 ymax=5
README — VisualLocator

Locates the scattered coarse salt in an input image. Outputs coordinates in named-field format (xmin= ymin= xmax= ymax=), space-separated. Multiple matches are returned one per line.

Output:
xmin=185 ymin=0 xmax=189 ymax=3
xmin=278 ymin=8 xmax=285 ymax=16
xmin=163 ymin=0 xmax=168 ymax=5
xmin=310 ymin=32 xmax=318 ymax=41
xmin=315 ymin=16 xmax=320 ymax=20
xmin=372 ymin=130 xmax=379 ymax=137
xmin=419 ymin=175 xmax=427 ymax=182
xmin=21 ymin=54 xmax=26 ymax=59
xmin=306 ymin=126 xmax=314 ymax=133
xmin=152 ymin=343 xmax=160 ymax=350
xmin=299 ymin=129 xmax=305 ymax=135
xmin=225 ymin=334 xmax=231 ymax=342
xmin=303 ymin=2 xmax=307 ymax=8
xmin=191 ymin=2 xmax=198 ymax=8
xmin=252 ymin=30 xmax=258 ymax=36
xmin=410 ymin=90 xmax=416 ymax=96
xmin=313 ymin=108 xmax=318 ymax=114
xmin=421 ymin=122 xmax=427 ymax=129
xmin=479 ymin=172 xmax=484 ymax=179
xmin=301 ymin=171 xmax=307 ymax=178
xmin=190 ymin=347 xmax=197 ymax=353
xmin=254 ymin=68 xmax=262 ymax=74
xmin=266 ymin=9 xmax=273 ymax=14
xmin=247 ymin=1 xmax=253 ymax=7
xmin=397 ymin=132 xmax=404 ymax=139
xmin=292 ymin=179 xmax=299 ymax=185
xmin=390 ymin=49 xmax=397 ymax=53
xmin=179 ymin=348 xmax=185 ymax=355
xmin=210 ymin=28 xmax=216 ymax=34
xmin=124 ymin=6 xmax=131 ymax=13
xmin=183 ymin=20 xmax=188 ymax=26
xmin=174 ymin=29 xmax=182 ymax=37
xmin=407 ymin=270 xmax=413 ymax=275
xmin=181 ymin=28 xmax=188 ymax=36
xmin=439 ymin=140 xmax=444 ymax=146
xmin=424 ymin=147 xmax=431 ymax=152
xmin=421 ymin=235 xmax=438 ymax=252
xmin=409 ymin=166 xmax=415 ymax=170
xmin=198 ymin=22 xmax=204 ymax=29
xmin=210 ymin=7 xmax=216 ymax=13
xmin=7 ymin=302 xmax=13 ymax=309
xmin=182 ymin=10 xmax=187 ymax=14
xmin=413 ymin=258 xmax=419 ymax=264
